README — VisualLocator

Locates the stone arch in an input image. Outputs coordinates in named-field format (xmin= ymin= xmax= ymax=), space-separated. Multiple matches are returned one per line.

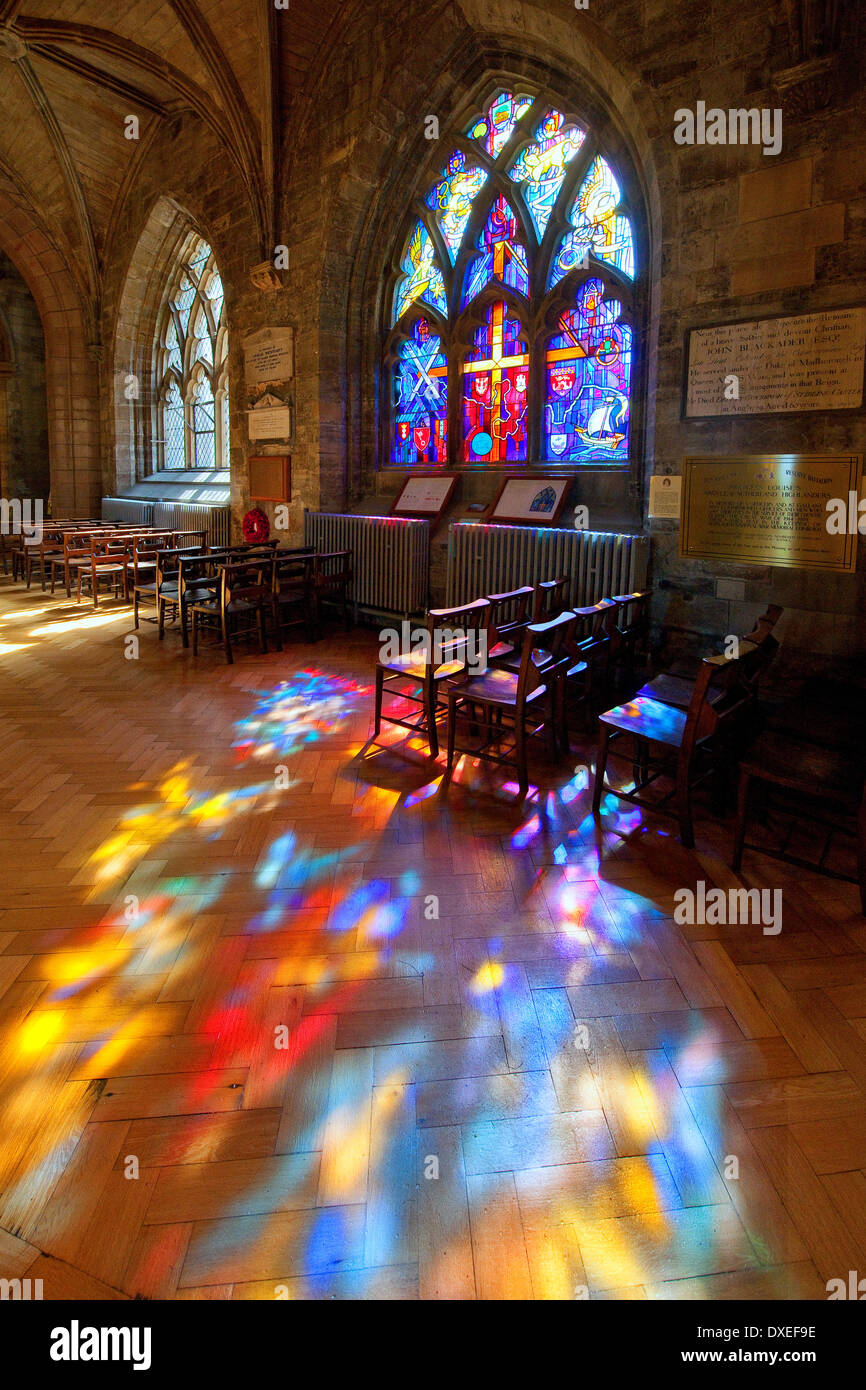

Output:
xmin=0 ymin=173 xmax=100 ymax=515
xmin=292 ymin=0 xmax=666 ymax=516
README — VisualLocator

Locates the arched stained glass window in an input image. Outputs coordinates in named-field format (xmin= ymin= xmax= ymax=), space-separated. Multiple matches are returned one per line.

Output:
xmin=153 ymin=233 xmax=229 ymax=472
xmin=385 ymin=86 xmax=639 ymax=467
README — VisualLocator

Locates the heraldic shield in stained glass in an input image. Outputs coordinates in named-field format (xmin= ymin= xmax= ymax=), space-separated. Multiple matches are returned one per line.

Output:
xmin=392 ymin=319 xmax=448 ymax=465
xmin=388 ymin=88 xmax=637 ymax=466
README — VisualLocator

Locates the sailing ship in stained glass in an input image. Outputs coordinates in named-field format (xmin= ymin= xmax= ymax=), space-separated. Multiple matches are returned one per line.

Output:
xmin=466 ymin=90 xmax=534 ymax=159
xmin=462 ymin=301 xmax=529 ymax=463
xmin=549 ymin=155 xmax=635 ymax=287
xmin=392 ymin=319 xmax=448 ymax=465
xmin=394 ymin=221 xmax=447 ymax=322
xmin=425 ymin=151 xmax=488 ymax=261
xmin=461 ymin=194 xmax=529 ymax=307
xmin=544 ymin=279 xmax=632 ymax=463
xmin=509 ymin=109 xmax=586 ymax=238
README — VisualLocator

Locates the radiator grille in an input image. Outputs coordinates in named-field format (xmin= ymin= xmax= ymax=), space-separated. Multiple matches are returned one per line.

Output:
xmin=152 ymin=501 xmax=231 ymax=548
xmin=303 ymin=512 xmax=429 ymax=615
xmin=446 ymin=522 xmax=650 ymax=608
xmin=101 ymin=497 xmax=154 ymax=526
xmin=101 ymin=497 xmax=231 ymax=547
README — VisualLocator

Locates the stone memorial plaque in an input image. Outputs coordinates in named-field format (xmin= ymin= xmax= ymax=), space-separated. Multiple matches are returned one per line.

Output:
xmin=243 ymin=327 xmax=294 ymax=385
xmin=679 ymin=454 xmax=862 ymax=573
xmin=247 ymin=405 xmax=292 ymax=440
xmin=685 ymin=308 xmax=866 ymax=417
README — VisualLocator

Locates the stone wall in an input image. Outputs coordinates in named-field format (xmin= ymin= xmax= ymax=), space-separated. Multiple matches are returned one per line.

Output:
xmin=281 ymin=0 xmax=866 ymax=679
xmin=0 ymin=249 xmax=48 ymax=502
xmin=14 ymin=0 xmax=859 ymax=677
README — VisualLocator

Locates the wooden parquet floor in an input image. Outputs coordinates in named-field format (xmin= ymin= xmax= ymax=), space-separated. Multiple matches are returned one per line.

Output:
xmin=1 ymin=581 xmax=865 ymax=1301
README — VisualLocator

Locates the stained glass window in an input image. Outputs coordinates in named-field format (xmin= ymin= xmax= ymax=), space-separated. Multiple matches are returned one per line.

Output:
xmin=153 ymin=234 xmax=228 ymax=472
xmin=508 ymin=109 xmax=586 ymax=238
xmin=462 ymin=302 xmax=529 ymax=463
xmin=392 ymin=319 xmax=448 ymax=465
xmin=549 ymin=155 xmax=635 ymax=288
xmin=394 ymin=221 xmax=447 ymax=321
xmin=466 ymin=90 xmax=533 ymax=158
xmin=426 ymin=151 xmax=488 ymax=261
xmin=462 ymin=194 xmax=529 ymax=307
xmin=386 ymin=86 xmax=639 ymax=468
xmin=544 ymin=280 xmax=632 ymax=463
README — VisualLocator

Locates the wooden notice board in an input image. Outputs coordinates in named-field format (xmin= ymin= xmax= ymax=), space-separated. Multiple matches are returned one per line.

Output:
xmin=248 ymin=455 xmax=291 ymax=502
xmin=679 ymin=454 xmax=862 ymax=573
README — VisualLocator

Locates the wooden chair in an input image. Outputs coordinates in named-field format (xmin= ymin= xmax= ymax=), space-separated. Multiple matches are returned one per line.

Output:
xmin=189 ymin=559 xmax=272 ymax=664
xmin=592 ymin=645 xmax=764 ymax=849
xmin=272 ymin=550 xmax=316 ymax=646
xmin=732 ymin=730 xmax=866 ymax=913
xmin=444 ymin=611 xmax=575 ymax=799
xmin=485 ymin=586 xmax=535 ymax=662
xmin=78 ymin=535 xmax=132 ymax=608
xmin=171 ymin=529 xmax=208 ymax=550
xmin=609 ymin=589 xmax=652 ymax=691
xmin=311 ymin=550 xmax=353 ymax=632
xmin=532 ymin=576 xmax=570 ymax=621
xmin=373 ymin=597 xmax=490 ymax=759
xmin=561 ymin=597 xmax=621 ymax=740
xmin=638 ymin=605 xmax=783 ymax=711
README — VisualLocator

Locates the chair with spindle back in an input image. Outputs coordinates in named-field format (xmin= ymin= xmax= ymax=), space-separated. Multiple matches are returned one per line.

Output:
xmin=271 ymin=549 xmax=316 ymax=646
xmin=189 ymin=558 xmax=272 ymax=664
xmin=309 ymin=549 xmax=353 ymax=634
xmin=445 ymin=611 xmax=575 ymax=798
xmin=592 ymin=644 xmax=766 ymax=848
xmin=373 ymin=597 xmax=490 ymax=759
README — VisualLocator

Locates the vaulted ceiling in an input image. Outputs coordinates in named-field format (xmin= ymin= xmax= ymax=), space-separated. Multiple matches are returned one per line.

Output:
xmin=0 ymin=0 xmax=359 ymax=312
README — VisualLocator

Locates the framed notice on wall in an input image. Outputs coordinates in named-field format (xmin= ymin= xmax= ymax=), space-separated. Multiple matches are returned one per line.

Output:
xmin=684 ymin=307 xmax=866 ymax=417
xmin=487 ymin=475 xmax=572 ymax=526
xmin=389 ymin=473 xmax=458 ymax=527
xmin=679 ymin=454 xmax=862 ymax=573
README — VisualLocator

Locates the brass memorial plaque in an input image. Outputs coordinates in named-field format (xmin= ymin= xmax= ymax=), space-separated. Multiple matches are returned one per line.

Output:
xmin=679 ymin=454 xmax=862 ymax=573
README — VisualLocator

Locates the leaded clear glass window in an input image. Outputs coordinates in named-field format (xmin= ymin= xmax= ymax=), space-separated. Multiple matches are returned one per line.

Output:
xmin=153 ymin=235 xmax=229 ymax=471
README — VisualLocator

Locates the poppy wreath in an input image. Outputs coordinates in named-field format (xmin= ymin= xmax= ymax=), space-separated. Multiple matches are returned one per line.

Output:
xmin=242 ymin=507 xmax=270 ymax=544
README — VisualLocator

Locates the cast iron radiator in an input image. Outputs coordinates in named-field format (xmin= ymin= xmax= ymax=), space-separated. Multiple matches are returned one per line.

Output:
xmin=303 ymin=511 xmax=430 ymax=615
xmin=445 ymin=522 xmax=650 ymax=608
